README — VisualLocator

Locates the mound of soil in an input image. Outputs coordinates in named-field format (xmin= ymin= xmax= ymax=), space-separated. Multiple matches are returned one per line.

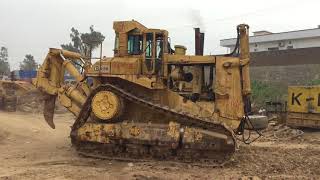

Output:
xmin=16 ymin=90 xmax=67 ymax=114
xmin=16 ymin=90 xmax=44 ymax=113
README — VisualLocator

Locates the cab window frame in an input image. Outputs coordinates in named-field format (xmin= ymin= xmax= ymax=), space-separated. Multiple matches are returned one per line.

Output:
xmin=127 ymin=34 xmax=143 ymax=55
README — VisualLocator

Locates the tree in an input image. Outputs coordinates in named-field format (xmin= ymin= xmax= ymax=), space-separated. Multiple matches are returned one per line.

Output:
xmin=20 ymin=54 xmax=38 ymax=71
xmin=61 ymin=27 xmax=82 ymax=53
xmin=0 ymin=47 xmax=10 ymax=75
xmin=61 ymin=25 xmax=105 ymax=58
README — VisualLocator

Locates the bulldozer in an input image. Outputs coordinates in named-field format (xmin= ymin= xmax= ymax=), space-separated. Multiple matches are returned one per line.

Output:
xmin=33 ymin=20 xmax=257 ymax=165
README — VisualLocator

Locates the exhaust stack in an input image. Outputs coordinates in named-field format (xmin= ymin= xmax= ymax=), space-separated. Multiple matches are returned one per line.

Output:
xmin=192 ymin=28 xmax=205 ymax=100
xmin=194 ymin=28 xmax=205 ymax=55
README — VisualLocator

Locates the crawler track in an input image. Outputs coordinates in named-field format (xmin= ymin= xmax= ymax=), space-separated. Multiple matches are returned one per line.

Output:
xmin=70 ymin=84 xmax=236 ymax=166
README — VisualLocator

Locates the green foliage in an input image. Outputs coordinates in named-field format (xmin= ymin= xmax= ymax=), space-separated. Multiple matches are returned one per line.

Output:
xmin=0 ymin=47 xmax=10 ymax=75
xmin=307 ymin=79 xmax=320 ymax=86
xmin=61 ymin=25 xmax=105 ymax=57
xmin=19 ymin=54 xmax=38 ymax=71
xmin=251 ymin=80 xmax=286 ymax=107
xmin=61 ymin=42 xmax=80 ymax=53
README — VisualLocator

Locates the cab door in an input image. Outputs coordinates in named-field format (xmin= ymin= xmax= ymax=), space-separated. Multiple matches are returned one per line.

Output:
xmin=154 ymin=33 xmax=164 ymax=75
xmin=144 ymin=32 xmax=165 ymax=75
xmin=144 ymin=33 xmax=153 ymax=73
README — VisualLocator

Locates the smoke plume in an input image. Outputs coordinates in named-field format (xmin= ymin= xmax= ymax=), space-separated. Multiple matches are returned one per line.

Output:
xmin=189 ymin=9 xmax=205 ymax=31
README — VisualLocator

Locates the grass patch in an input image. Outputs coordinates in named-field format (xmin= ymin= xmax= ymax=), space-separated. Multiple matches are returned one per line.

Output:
xmin=251 ymin=80 xmax=287 ymax=108
xmin=307 ymin=79 xmax=320 ymax=86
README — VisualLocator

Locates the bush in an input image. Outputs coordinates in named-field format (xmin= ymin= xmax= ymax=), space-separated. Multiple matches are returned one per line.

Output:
xmin=251 ymin=80 xmax=286 ymax=108
xmin=308 ymin=79 xmax=320 ymax=86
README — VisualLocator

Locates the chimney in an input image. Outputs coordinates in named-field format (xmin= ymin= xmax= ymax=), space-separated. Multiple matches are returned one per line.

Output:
xmin=194 ymin=28 xmax=204 ymax=55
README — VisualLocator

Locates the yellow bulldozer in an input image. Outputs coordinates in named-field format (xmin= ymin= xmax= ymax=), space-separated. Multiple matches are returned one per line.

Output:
xmin=33 ymin=20 xmax=262 ymax=165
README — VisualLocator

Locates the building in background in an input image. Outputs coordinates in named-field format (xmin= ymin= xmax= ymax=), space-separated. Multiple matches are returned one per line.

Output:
xmin=219 ymin=26 xmax=320 ymax=99
xmin=221 ymin=26 xmax=320 ymax=53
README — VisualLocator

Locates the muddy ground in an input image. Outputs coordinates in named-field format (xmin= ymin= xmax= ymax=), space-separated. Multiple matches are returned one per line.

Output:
xmin=0 ymin=112 xmax=319 ymax=180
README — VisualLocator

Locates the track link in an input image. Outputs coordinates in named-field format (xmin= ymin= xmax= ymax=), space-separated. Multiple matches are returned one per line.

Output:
xmin=71 ymin=84 xmax=236 ymax=166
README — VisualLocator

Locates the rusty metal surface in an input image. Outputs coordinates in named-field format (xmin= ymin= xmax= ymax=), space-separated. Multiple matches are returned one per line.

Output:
xmin=70 ymin=84 xmax=236 ymax=164
xmin=194 ymin=28 xmax=204 ymax=56
xmin=43 ymin=94 xmax=56 ymax=129
xmin=287 ymin=112 xmax=320 ymax=129
xmin=32 ymin=21 xmax=252 ymax=165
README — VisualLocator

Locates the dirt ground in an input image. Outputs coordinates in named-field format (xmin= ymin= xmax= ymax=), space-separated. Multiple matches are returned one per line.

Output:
xmin=0 ymin=111 xmax=319 ymax=180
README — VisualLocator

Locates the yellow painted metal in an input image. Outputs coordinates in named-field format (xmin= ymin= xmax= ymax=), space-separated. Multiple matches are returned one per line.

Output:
xmin=287 ymin=112 xmax=320 ymax=129
xmin=174 ymin=45 xmax=187 ymax=55
xmin=63 ymin=60 xmax=84 ymax=82
xmin=215 ymin=57 xmax=244 ymax=121
xmin=167 ymin=122 xmax=180 ymax=141
xmin=167 ymin=55 xmax=215 ymax=64
xmin=88 ymin=57 xmax=141 ymax=75
xmin=77 ymin=121 xmax=228 ymax=145
xmin=192 ymin=65 xmax=202 ymax=94
xmin=32 ymin=48 xmax=90 ymax=128
xmin=129 ymin=126 xmax=141 ymax=136
xmin=309 ymin=86 xmax=320 ymax=113
xmin=32 ymin=54 xmax=62 ymax=95
xmin=287 ymin=86 xmax=320 ymax=128
xmin=34 ymin=21 xmax=251 ymax=133
xmin=77 ymin=123 xmax=119 ymax=143
xmin=49 ymin=48 xmax=82 ymax=59
xmin=85 ymin=73 xmax=166 ymax=90
xmin=66 ymin=86 xmax=86 ymax=106
xmin=110 ymin=57 xmax=141 ymax=75
xmin=88 ymin=58 xmax=111 ymax=74
xmin=238 ymin=24 xmax=251 ymax=96
xmin=287 ymin=86 xmax=314 ymax=113
xmin=57 ymin=92 xmax=81 ymax=116
xmin=160 ymin=88 xmax=241 ymax=129
xmin=33 ymin=49 xmax=89 ymax=96
xmin=113 ymin=20 xmax=149 ymax=57
xmin=91 ymin=90 xmax=121 ymax=120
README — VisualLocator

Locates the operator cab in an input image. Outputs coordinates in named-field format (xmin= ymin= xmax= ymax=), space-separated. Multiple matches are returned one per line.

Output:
xmin=113 ymin=20 xmax=169 ymax=75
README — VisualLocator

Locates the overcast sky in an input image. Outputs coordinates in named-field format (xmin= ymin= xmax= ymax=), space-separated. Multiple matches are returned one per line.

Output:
xmin=0 ymin=0 xmax=319 ymax=70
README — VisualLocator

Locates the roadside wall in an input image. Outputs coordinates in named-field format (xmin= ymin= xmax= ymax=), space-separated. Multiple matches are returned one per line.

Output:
xmin=248 ymin=47 xmax=320 ymax=106
xmin=250 ymin=47 xmax=320 ymax=86
xmin=251 ymin=64 xmax=320 ymax=86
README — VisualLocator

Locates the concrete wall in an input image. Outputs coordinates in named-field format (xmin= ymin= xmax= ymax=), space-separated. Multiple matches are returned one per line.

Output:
xmin=250 ymin=47 xmax=320 ymax=66
xmin=250 ymin=64 xmax=320 ymax=86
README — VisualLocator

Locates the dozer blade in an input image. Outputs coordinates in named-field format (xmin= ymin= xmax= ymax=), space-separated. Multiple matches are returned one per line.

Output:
xmin=43 ymin=94 xmax=57 ymax=129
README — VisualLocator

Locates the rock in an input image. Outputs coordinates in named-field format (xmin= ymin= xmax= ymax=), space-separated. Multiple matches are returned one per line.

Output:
xmin=128 ymin=162 xmax=134 ymax=167
xmin=239 ymin=176 xmax=261 ymax=180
